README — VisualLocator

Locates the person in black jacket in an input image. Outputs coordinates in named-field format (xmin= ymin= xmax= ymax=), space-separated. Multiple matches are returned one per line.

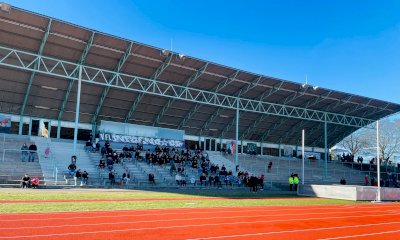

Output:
xmin=28 ymin=142 xmax=37 ymax=162
xmin=82 ymin=171 xmax=89 ymax=185
xmin=109 ymin=170 xmax=116 ymax=186
xmin=21 ymin=174 xmax=31 ymax=188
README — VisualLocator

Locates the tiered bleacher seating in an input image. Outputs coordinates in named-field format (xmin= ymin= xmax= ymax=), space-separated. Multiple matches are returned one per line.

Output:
xmin=0 ymin=134 xmax=44 ymax=187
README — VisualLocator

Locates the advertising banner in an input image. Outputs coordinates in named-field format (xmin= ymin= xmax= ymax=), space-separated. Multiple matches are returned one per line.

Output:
xmin=0 ymin=115 xmax=11 ymax=133
xmin=99 ymin=133 xmax=184 ymax=148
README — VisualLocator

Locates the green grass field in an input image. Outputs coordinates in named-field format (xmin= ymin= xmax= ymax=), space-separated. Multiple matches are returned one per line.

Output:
xmin=0 ymin=188 xmax=360 ymax=213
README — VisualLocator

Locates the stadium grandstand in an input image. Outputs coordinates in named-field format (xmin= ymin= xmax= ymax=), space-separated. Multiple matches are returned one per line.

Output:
xmin=1 ymin=3 xmax=400 ymax=191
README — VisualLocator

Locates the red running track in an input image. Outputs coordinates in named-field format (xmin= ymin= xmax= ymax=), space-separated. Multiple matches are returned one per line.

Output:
xmin=1 ymin=204 xmax=400 ymax=240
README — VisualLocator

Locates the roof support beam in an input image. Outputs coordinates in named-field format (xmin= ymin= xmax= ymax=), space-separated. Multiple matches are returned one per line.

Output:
xmin=57 ymin=31 xmax=95 ymax=122
xmin=18 ymin=19 xmax=52 ymax=133
xmin=232 ymin=81 xmax=285 ymax=140
xmin=0 ymin=45 xmax=376 ymax=129
xmin=178 ymin=70 xmax=239 ymax=131
xmin=153 ymin=62 xmax=208 ymax=127
xmin=278 ymin=120 xmax=308 ymax=144
xmin=91 ymin=42 xmax=133 ymax=124
xmin=259 ymin=117 xmax=289 ymax=142
xmin=124 ymin=53 xmax=173 ymax=123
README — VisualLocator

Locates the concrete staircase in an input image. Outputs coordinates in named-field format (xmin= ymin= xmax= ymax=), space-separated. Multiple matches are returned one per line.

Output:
xmin=0 ymin=134 xmax=44 ymax=187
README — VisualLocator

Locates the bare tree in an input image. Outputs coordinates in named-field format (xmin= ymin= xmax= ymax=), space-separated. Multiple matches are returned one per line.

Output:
xmin=360 ymin=119 xmax=400 ymax=162
xmin=338 ymin=131 xmax=368 ymax=156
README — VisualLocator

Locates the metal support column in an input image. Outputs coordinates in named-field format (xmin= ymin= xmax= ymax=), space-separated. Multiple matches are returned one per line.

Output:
xmin=279 ymin=143 xmax=281 ymax=157
xmin=198 ymin=136 xmax=201 ymax=150
xmin=376 ymin=120 xmax=381 ymax=202
xmin=302 ymin=129 xmax=305 ymax=185
xmin=57 ymin=120 xmax=61 ymax=139
xmin=28 ymin=118 xmax=32 ymax=136
xmin=91 ymin=123 xmax=97 ymax=143
xmin=324 ymin=114 xmax=328 ymax=179
xmin=73 ymin=65 xmax=83 ymax=155
xmin=235 ymin=99 xmax=239 ymax=167
xmin=241 ymin=140 xmax=243 ymax=154
xmin=260 ymin=142 xmax=263 ymax=155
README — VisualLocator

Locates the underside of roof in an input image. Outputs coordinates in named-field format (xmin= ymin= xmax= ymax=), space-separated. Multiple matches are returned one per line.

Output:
xmin=0 ymin=6 xmax=399 ymax=148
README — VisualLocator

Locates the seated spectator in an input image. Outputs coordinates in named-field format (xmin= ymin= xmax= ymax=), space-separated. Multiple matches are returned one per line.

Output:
xmin=209 ymin=175 xmax=214 ymax=186
xmin=74 ymin=169 xmax=82 ymax=186
xmin=109 ymin=170 xmax=116 ymax=186
xmin=31 ymin=176 xmax=40 ymax=189
xmin=200 ymin=174 xmax=207 ymax=186
xmin=175 ymin=173 xmax=182 ymax=185
xmin=98 ymin=158 xmax=106 ymax=169
xmin=190 ymin=176 xmax=196 ymax=186
xmin=82 ymin=170 xmax=89 ymax=185
xmin=340 ymin=177 xmax=346 ymax=185
xmin=21 ymin=174 xmax=31 ymax=188
xmin=213 ymin=175 xmax=221 ymax=187
xmin=106 ymin=157 xmax=114 ymax=171
xmin=92 ymin=142 xmax=98 ymax=152
xmin=149 ymin=173 xmax=156 ymax=185
xmin=122 ymin=170 xmax=130 ymax=184
xmin=68 ymin=163 xmax=77 ymax=176
xmin=84 ymin=140 xmax=92 ymax=152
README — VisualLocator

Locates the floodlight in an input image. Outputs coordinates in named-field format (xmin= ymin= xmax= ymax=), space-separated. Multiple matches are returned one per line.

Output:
xmin=0 ymin=3 xmax=11 ymax=13
xmin=178 ymin=53 xmax=185 ymax=59
xmin=301 ymin=83 xmax=307 ymax=89
xmin=313 ymin=86 xmax=319 ymax=90
xmin=161 ymin=49 xmax=170 ymax=56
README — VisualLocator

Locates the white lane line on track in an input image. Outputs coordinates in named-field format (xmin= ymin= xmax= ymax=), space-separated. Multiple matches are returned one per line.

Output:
xmin=0 ymin=209 xmax=394 ymax=230
xmin=1 ymin=212 xmax=400 ymax=239
xmin=0 ymin=204 xmax=393 ymax=222
xmin=317 ymin=229 xmax=400 ymax=240
xmin=0 ymin=203 xmax=366 ymax=217
xmin=185 ymin=222 xmax=400 ymax=240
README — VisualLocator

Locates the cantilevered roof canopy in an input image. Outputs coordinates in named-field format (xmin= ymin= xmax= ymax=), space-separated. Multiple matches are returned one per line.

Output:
xmin=0 ymin=5 xmax=399 ymax=148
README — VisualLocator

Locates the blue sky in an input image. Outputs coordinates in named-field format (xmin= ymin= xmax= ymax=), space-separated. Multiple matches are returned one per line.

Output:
xmin=6 ymin=0 xmax=400 ymax=105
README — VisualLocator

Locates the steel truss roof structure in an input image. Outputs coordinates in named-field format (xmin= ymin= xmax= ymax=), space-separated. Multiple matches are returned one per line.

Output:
xmin=0 ymin=6 xmax=399 ymax=148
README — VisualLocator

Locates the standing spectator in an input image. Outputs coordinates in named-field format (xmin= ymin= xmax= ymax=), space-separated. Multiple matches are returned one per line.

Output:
xmin=21 ymin=174 xmax=30 ymax=188
xmin=268 ymin=161 xmax=273 ymax=172
xmin=82 ymin=170 xmax=89 ymax=185
xmin=364 ymin=175 xmax=369 ymax=186
xmin=259 ymin=174 xmax=265 ymax=190
xmin=148 ymin=173 xmax=156 ymax=185
xmin=340 ymin=177 xmax=346 ymax=185
xmin=249 ymin=175 xmax=258 ymax=193
xmin=28 ymin=142 xmax=37 ymax=162
xmin=122 ymin=170 xmax=130 ymax=184
xmin=293 ymin=174 xmax=299 ymax=191
xmin=31 ymin=176 xmax=40 ymax=189
xmin=21 ymin=143 xmax=28 ymax=162
xmin=109 ymin=170 xmax=116 ymax=186
xmin=288 ymin=174 xmax=294 ymax=191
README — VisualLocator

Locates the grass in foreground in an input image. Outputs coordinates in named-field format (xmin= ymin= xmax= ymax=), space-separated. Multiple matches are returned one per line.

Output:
xmin=0 ymin=188 xmax=362 ymax=213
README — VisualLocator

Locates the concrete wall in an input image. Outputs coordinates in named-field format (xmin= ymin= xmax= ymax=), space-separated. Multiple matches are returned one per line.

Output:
xmin=299 ymin=184 xmax=400 ymax=201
